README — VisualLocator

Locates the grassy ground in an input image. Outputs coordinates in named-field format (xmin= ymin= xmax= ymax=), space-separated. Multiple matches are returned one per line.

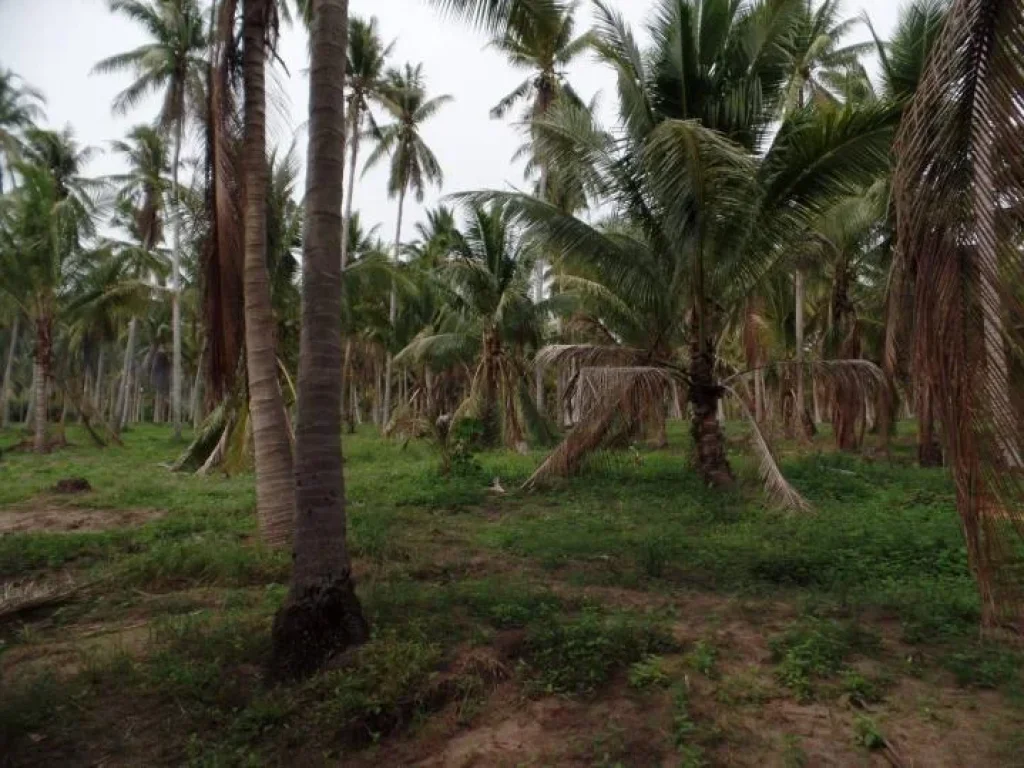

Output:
xmin=0 ymin=421 xmax=1021 ymax=767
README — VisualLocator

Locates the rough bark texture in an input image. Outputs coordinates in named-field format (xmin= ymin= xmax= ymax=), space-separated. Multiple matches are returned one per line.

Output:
xmin=243 ymin=0 xmax=296 ymax=549
xmin=689 ymin=343 xmax=732 ymax=487
xmin=33 ymin=316 xmax=51 ymax=453
xmin=270 ymin=0 xmax=367 ymax=682
xmin=1 ymin=315 xmax=18 ymax=428
xmin=171 ymin=117 xmax=184 ymax=441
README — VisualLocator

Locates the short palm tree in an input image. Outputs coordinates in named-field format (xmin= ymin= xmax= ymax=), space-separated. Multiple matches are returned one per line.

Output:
xmin=364 ymin=62 xmax=451 ymax=427
xmin=397 ymin=202 xmax=548 ymax=449
xmin=94 ymin=0 xmax=208 ymax=440
xmin=341 ymin=15 xmax=393 ymax=271
xmin=0 ymin=69 xmax=46 ymax=193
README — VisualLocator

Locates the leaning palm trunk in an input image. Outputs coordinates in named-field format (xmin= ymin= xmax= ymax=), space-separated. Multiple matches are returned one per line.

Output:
xmin=271 ymin=0 xmax=367 ymax=681
xmin=32 ymin=315 xmax=51 ymax=453
xmin=340 ymin=100 xmax=363 ymax=271
xmin=1 ymin=315 xmax=18 ymax=428
xmin=894 ymin=0 xmax=1024 ymax=630
xmin=242 ymin=0 xmax=296 ymax=549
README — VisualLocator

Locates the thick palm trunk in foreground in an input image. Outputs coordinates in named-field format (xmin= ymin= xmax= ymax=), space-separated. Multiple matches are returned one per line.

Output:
xmin=270 ymin=0 xmax=367 ymax=681
xmin=243 ymin=0 xmax=296 ymax=549
xmin=1 ymin=315 xmax=18 ymax=428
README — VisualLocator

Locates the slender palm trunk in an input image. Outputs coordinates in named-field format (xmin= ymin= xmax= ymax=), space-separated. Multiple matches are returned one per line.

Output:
xmin=93 ymin=347 xmax=104 ymax=412
xmin=1 ymin=315 xmax=18 ymax=428
xmin=794 ymin=268 xmax=812 ymax=438
xmin=382 ymin=184 xmax=406 ymax=428
xmin=340 ymin=101 xmax=363 ymax=271
xmin=243 ymin=0 xmax=296 ymax=549
xmin=190 ymin=346 xmax=204 ymax=428
xmin=171 ymin=118 xmax=184 ymax=441
xmin=117 ymin=317 xmax=138 ymax=430
xmin=271 ymin=0 xmax=366 ymax=681
xmin=33 ymin=315 xmax=51 ymax=453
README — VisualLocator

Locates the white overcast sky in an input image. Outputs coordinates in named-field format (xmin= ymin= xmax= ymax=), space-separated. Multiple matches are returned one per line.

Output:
xmin=1 ymin=0 xmax=900 ymax=241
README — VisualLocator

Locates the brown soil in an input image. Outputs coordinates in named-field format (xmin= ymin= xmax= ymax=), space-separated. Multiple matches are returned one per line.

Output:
xmin=0 ymin=503 xmax=163 ymax=534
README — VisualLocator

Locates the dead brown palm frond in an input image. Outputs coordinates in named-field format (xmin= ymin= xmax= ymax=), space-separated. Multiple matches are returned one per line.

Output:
xmin=722 ymin=385 xmax=811 ymax=513
xmin=535 ymin=343 xmax=648 ymax=370
xmin=203 ymin=0 xmax=245 ymax=403
xmin=894 ymin=0 xmax=1024 ymax=630
xmin=524 ymin=366 xmax=670 ymax=488
xmin=0 ymin=578 xmax=78 ymax=621
xmin=723 ymin=359 xmax=884 ymax=392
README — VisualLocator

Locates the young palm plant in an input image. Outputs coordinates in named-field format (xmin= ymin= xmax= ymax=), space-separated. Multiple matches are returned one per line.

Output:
xmin=396 ymin=201 xmax=549 ymax=450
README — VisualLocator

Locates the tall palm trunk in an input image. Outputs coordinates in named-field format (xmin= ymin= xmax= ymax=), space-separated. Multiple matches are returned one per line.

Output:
xmin=794 ymin=268 xmax=814 ymax=437
xmin=243 ymin=0 xmax=296 ymax=549
xmin=33 ymin=314 xmax=51 ymax=453
xmin=382 ymin=184 xmax=406 ymax=428
xmin=271 ymin=0 xmax=367 ymax=681
xmin=1 ymin=315 xmax=18 ymax=428
xmin=93 ymin=347 xmax=104 ymax=412
xmin=689 ymin=335 xmax=732 ymax=487
xmin=117 ymin=317 xmax=138 ymax=430
xmin=340 ymin=100 xmax=363 ymax=271
xmin=171 ymin=117 xmax=184 ymax=441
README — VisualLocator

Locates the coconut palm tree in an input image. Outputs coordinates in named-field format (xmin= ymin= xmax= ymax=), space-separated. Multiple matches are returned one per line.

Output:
xmin=471 ymin=2 xmax=894 ymax=499
xmin=364 ymin=63 xmax=451 ymax=427
xmin=270 ymin=0 xmax=368 ymax=681
xmin=397 ymin=201 xmax=548 ymax=450
xmin=783 ymin=0 xmax=873 ymax=437
xmin=108 ymin=125 xmax=170 ymax=429
xmin=488 ymin=0 xmax=591 ymax=409
xmin=893 ymin=0 xmax=1024 ymax=630
xmin=341 ymin=15 xmax=393 ymax=272
xmin=0 ymin=133 xmax=97 ymax=452
xmin=94 ymin=0 xmax=208 ymax=440
xmin=235 ymin=0 xmax=299 ymax=548
xmin=0 ymin=69 xmax=46 ymax=194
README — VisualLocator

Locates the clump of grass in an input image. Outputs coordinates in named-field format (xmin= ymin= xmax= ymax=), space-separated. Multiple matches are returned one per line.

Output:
xmin=840 ymin=670 xmax=891 ymax=706
xmin=0 ymin=672 xmax=65 ymax=746
xmin=941 ymin=644 xmax=1023 ymax=690
xmin=770 ymin=618 xmax=880 ymax=700
xmin=522 ymin=610 xmax=675 ymax=694
xmin=685 ymin=640 xmax=718 ymax=679
xmin=308 ymin=627 xmax=444 ymax=743
xmin=628 ymin=655 xmax=670 ymax=690
xmin=117 ymin=537 xmax=289 ymax=588
xmin=671 ymin=686 xmax=709 ymax=767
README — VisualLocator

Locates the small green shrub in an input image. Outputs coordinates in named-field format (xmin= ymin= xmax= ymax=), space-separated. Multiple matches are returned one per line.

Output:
xmin=628 ymin=655 xmax=670 ymax=690
xmin=770 ymin=618 xmax=880 ymax=700
xmin=853 ymin=715 xmax=885 ymax=750
xmin=685 ymin=640 xmax=718 ymax=679
xmin=941 ymin=645 xmax=1023 ymax=690
xmin=523 ymin=610 xmax=675 ymax=694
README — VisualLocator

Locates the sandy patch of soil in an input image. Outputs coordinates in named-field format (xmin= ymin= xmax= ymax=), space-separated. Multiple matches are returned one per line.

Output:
xmin=0 ymin=503 xmax=163 ymax=534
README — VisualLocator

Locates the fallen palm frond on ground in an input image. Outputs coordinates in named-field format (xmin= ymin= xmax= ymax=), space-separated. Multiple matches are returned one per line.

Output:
xmin=0 ymin=578 xmax=78 ymax=621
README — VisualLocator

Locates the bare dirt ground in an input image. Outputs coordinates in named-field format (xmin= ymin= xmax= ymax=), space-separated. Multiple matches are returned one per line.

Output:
xmin=0 ymin=501 xmax=163 ymax=534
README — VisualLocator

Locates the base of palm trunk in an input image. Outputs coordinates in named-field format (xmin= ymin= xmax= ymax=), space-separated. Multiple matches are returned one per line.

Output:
xmin=918 ymin=439 xmax=943 ymax=468
xmin=269 ymin=575 xmax=369 ymax=681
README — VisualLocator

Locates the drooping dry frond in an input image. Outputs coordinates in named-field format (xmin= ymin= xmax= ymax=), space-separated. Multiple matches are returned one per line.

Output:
xmin=722 ymin=385 xmax=811 ymax=513
xmin=524 ymin=366 xmax=671 ymax=488
xmin=894 ymin=0 xmax=1024 ymax=630
xmin=723 ymin=358 xmax=884 ymax=392
xmin=535 ymin=343 xmax=648 ymax=370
